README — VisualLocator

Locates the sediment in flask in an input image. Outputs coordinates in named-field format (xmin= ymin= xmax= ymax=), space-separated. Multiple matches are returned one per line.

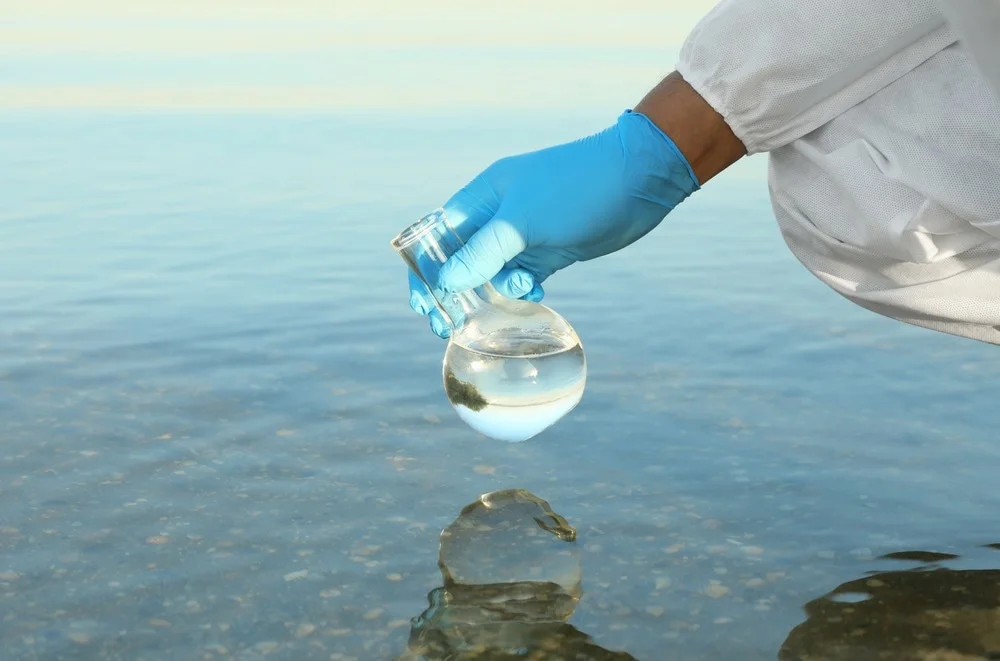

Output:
xmin=444 ymin=370 xmax=488 ymax=411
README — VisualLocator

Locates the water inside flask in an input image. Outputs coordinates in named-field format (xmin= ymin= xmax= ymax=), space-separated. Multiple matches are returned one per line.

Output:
xmin=391 ymin=209 xmax=587 ymax=442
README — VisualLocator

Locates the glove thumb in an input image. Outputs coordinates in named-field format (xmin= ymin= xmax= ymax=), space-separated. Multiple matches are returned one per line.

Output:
xmin=437 ymin=210 xmax=527 ymax=293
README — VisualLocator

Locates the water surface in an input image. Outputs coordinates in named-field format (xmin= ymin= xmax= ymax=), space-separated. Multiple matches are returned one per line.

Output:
xmin=3 ymin=112 xmax=1000 ymax=660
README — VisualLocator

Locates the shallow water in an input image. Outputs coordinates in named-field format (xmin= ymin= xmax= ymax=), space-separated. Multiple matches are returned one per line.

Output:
xmin=3 ymin=112 xmax=1000 ymax=660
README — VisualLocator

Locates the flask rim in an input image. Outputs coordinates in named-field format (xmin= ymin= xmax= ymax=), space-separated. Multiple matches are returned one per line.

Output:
xmin=390 ymin=207 xmax=450 ymax=253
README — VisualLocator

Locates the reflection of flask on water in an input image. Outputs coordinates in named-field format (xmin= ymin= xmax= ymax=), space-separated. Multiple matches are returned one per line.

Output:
xmin=438 ymin=488 xmax=582 ymax=612
xmin=391 ymin=209 xmax=587 ymax=442
xmin=397 ymin=489 xmax=638 ymax=661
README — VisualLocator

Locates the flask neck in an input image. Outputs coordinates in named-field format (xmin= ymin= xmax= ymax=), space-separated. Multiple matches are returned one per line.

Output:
xmin=391 ymin=209 xmax=493 ymax=331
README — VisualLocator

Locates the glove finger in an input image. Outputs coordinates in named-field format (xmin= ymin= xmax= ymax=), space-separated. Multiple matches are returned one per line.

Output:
xmin=521 ymin=281 xmax=545 ymax=303
xmin=490 ymin=266 xmax=536 ymax=300
xmin=438 ymin=211 xmax=528 ymax=293
xmin=428 ymin=309 xmax=451 ymax=339
xmin=442 ymin=178 xmax=500 ymax=242
xmin=509 ymin=248 xmax=564 ymax=286
xmin=408 ymin=269 xmax=433 ymax=316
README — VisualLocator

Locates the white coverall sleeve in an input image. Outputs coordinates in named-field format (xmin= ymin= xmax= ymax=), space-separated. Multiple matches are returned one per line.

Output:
xmin=676 ymin=0 xmax=957 ymax=154
xmin=937 ymin=0 xmax=1000 ymax=99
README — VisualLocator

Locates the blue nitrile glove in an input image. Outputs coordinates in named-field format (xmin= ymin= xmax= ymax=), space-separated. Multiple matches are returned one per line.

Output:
xmin=408 ymin=110 xmax=700 ymax=338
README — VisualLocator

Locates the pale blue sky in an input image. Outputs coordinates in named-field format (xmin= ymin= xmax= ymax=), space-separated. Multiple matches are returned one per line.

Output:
xmin=1 ymin=0 xmax=718 ymax=111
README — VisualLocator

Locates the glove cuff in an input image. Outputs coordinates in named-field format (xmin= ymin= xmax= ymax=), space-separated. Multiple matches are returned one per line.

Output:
xmin=618 ymin=109 xmax=701 ymax=205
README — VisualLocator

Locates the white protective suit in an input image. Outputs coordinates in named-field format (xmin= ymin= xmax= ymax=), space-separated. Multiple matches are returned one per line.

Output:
xmin=676 ymin=0 xmax=1000 ymax=343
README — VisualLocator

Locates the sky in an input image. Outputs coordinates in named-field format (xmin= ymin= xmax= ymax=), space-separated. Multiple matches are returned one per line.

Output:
xmin=0 ymin=0 xmax=719 ymax=112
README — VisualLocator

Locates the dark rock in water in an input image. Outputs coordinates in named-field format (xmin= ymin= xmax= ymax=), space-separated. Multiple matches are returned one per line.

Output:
xmin=878 ymin=550 xmax=960 ymax=563
xmin=780 ymin=566 xmax=1000 ymax=661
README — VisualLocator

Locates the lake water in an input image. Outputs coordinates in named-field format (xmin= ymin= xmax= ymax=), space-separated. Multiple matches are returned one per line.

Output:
xmin=3 ymin=111 xmax=1000 ymax=661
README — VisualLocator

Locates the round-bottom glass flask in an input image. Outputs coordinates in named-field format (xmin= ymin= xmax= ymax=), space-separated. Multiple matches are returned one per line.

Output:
xmin=392 ymin=209 xmax=587 ymax=442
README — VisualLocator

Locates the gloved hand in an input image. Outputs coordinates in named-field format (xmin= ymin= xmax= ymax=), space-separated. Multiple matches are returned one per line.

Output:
xmin=408 ymin=110 xmax=701 ymax=338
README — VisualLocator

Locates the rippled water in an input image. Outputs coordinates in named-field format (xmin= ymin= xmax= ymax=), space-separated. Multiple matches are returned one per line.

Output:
xmin=3 ymin=112 xmax=1000 ymax=661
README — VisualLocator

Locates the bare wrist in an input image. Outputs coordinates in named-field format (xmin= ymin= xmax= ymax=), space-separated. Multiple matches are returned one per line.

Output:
xmin=633 ymin=71 xmax=746 ymax=185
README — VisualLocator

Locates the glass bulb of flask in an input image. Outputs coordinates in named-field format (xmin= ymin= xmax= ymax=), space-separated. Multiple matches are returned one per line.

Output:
xmin=391 ymin=209 xmax=587 ymax=442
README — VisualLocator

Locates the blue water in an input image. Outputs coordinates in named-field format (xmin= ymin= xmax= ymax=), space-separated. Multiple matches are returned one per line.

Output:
xmin=3 ymin=112 xmax=1000 ymax=660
